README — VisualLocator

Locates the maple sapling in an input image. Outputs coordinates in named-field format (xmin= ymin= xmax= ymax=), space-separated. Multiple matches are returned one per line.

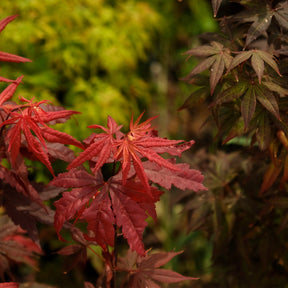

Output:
xmin=51 ymin=112 xmax=206 ymax=286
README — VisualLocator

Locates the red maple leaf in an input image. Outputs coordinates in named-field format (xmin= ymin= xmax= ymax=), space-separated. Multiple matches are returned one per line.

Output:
xmin=118 ymin=249 xmax=199 ymax=287
xmin=114 ymin=113 xmax=187 ymax=194
xmin=68 ymin=116 xmax=123 ymax=172
xmin=143 ymin=161 xmax=207 ymax=192
xmin=0 ymin=98 xmax=83 ymax=175
xmin=0 ymin=76 xmax=24 ymax=106
xmin=57 ymin=243 xmax=88 ymax=273
xmin=109 ymin=183 xmax=148 ymax=256
xmin=52 ymin=113 xmax=206 ymax=256
xmin=116 ymin=178 xmax=163 ymax=221
xmin=0 ymin=76 xmax=16 ymax=83
xmin=68 ymin=113 xmax=198 ymax=195
xmin=0 ymin=15 xmax=31 ymax=64
xmin=0 ymin=283 xmax=19 ymax=288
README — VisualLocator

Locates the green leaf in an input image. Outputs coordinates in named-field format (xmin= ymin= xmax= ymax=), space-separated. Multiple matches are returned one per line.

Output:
xmin=257 ymin=50 xmax=282 ymax=77
xmin=177 ymin=87 xmax=209 ymax=110
xmin=222 ymin=51 xmax=234 ymax=70
xmin=274 ymin=11 xmax=288 ymax=30
xmin=222 ymin=117 xmax=245 ymax=144
xmin=256 ymin=85 xmax=280 ymax=119
xmin=263 ymin=81 xmax=288 ymax=97
xmin=184 ymin=56 xmax=216 ymax=80
xmin=211 ymin=0 xmax=223 ymax=17
xmin=275 ymin=46 xmax=288 ymax=56
xmin=211 ymin=82 xmax=247 ymax=106
xmin=228 ymin=50 xmax=253 ymax=71
xmin=246 ymin=12 xmax=273 ymax=46
xmin=229 ymin=50 xmax=281 ymax=82
xmin=241 ymin=86 xmax=256 ymax=130
xmin=273 ymin=2 xmax=288 ymax=30
xmin=210 ymin=55 xmax=225 ymax=94
xmin=183 ymin=44 xmax=220 ymax=58
xmin=251 ymin=53 xmax=264 ymax=83
xmin=184 ymin=42 xmax=232 ymax=94
xmin=256 ymin=111 xmax=272 ymax=150
xmin=273 ymin=113 xmax=288 ymax=136
xmin=214 ymin=106 xmax=241 ymax=140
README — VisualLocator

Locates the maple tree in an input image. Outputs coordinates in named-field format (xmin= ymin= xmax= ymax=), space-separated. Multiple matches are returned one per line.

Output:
xmin=0 ymin=14 xmax=206 ymax=288
xmin=179 ymin=0 xmax=288 ymax=286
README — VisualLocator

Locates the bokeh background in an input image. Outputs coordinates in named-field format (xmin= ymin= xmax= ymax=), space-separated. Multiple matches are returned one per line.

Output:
xmin=0 ymin=1 xmax=217 ymax=287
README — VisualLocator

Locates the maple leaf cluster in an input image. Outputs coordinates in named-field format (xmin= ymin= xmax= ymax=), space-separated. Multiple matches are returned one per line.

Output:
xmin=52 ymin=112 xmax=206 ymax=257
xmin=0 ymin=215 xmax=42 ymax=280
xmin=117 ymin=250 xmax=199 ymax=287
xmin=183 ymin=0 xmax=288 ymax=147
xmin=0 ymin=14 xmax=206 ymax=287
xmin=182 ymin=0 xmax=288 ymax=193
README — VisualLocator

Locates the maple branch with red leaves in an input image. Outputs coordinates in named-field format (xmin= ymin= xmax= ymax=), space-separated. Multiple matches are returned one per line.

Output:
xmin=0 ymin=14 xmax=206 ymax=288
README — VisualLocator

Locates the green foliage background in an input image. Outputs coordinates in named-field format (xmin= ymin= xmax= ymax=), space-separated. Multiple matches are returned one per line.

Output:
xmin=0 ymin=0 xmax=215 ymax=139
xmin=0 ymin=1 xmax=217 ymax=287
xmin=0 ymin=0 xmax=161 ymax=138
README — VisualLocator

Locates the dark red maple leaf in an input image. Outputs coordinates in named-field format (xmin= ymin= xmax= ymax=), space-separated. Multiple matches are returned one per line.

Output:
xmin=0 ymin=283 xmax=19 ymax=288
xmin=0 ymin=215 xmax=42 ymax=280
xmin=84 ymin=282 xmax=95 ymax=288
xmin=81 ymin=187 xmax=115 ymax=247
xmin=118 ymin=249 xmax=198 ymax=287
xmin=52 ymin=162 xmax=202 ymax=256
xmin=109 ymin=183 xmax=148 ymax=256
xmin=57 ymin=243 xmax=88 ymax=273
xmin=51 ymin=167 xmax=160 ymax=255
xmin=2 ymin=181 xmax=66 ymax=244
xmin=0 ymin=161 xmax=41 ymax=201
xmin=51 ymin=168 xmax=105 ymax=239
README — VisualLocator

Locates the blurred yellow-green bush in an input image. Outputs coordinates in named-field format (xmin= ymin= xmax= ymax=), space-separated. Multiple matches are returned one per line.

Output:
xmin=0 ymin=0 xmax=163 ymax=139
xmin=0 ymin=0 xmax=216 ymax=140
